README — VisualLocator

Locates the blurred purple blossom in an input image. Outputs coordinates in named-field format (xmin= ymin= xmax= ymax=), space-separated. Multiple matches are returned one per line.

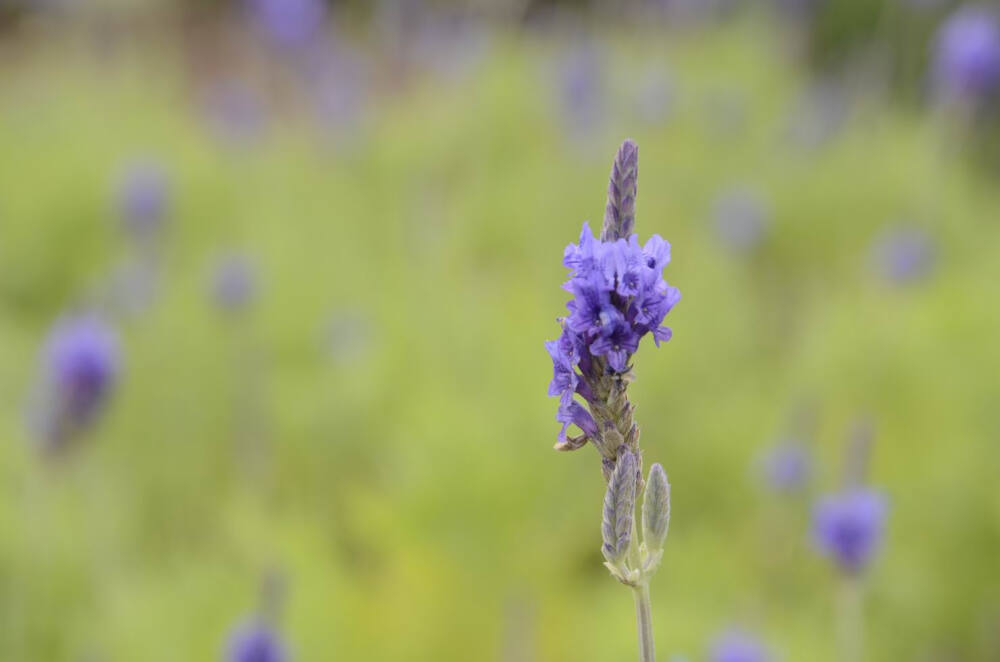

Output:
xmin=708 ymin=629 xmax=773 ymax=662
xmin=116 ymin=161 xmax=169 ymax=241
xmin=305 ymin=46 xmax=369 ymax=133
xmin=786 ymin=80 xmax=848 ymax=150
xmin=813 ymin=488 xmax=888 ymax=574
xmin=555 ymin=43 xmax=606 ymax=137
xmin=871 ymin=226 xmax=936 ymax=285
xmin=712 ymin=188 xmax=769 ymax=253
xmin=203 ymin=81 xmax=268 ymax=147
xmin=246 ymin=0 xmax=327 ymax=52
xmin=633 ymin=68 xmax=675 ymax=125
xmin=759 ymin=441 xmax=811 ymax=492
xmin=211 ymin=254 xmax=258 ymax=313
xmin=225 ymin=620 xmax=287 ymax=662
xmin=31 ymin=314 xmax=120 ymax=449
xmin=932 ymin=6 xmax=1000 ymax=105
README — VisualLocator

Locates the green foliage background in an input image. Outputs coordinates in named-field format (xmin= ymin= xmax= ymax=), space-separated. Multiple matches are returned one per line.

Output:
xmin=1 ymin=16 xmax=999 ymax=662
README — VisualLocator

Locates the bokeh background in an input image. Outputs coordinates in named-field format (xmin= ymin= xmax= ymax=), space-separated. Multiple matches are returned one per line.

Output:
xmin=1 ymin=0 xmax=1000 ymax=660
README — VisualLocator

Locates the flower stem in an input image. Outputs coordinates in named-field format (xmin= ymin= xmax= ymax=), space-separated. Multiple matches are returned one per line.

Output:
xmin=837 ymin=575 xmax=863 ymax=662
xmin=632 ymin=582 xmax=656 ymax=662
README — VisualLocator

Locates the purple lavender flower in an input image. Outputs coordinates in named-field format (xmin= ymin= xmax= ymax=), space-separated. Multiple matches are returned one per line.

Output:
xmin=246 ymin=0 xmax=327 ymax=52
xmin=211 ymin=254 xmax=258 ymax=312
xmin=546 ymin=140 xmax=680 ymax=456
xmin=759 ymin=441 xmax=811 ymax=492
xmin=33 ymin=314 xmax=120 ymax=447
xmin=871 ymin=226 xmax=936 ymax=285
xmin=116 ymin=161 xmax=169 ymax=240
xmin=712 ymin=188 xmax=769 ymax=253
xmin=708 ymin=629 xmax=772 ymax=662
xmin=932 ymin=7 xmax=1000 ymax=105
xmin=225 ymin=620 xmax=287 ymax=662
xmin=812 ymin=489 xmax=888 ymax=574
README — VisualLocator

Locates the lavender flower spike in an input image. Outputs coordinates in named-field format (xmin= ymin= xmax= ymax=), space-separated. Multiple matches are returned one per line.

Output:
xmin=813 ymin=488 xmax=888 ymax=574
xmin=226 ymin=619 xmax=287 ymax=662
xmin=547 ymin=140 xmax=679 ymax=662
xmin=602 ymin=139 xmax=638 ymax=241
xmin=708 ymin=629 xmax=773 ymax=662
xmin=30 ymin=314 xmax=121 ymax=451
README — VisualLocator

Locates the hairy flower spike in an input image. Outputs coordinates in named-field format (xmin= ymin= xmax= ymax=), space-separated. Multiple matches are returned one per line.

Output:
xmin=601 ymin=139 xmax=638 ymax=241
xmin=642 ymin=463 xmax=670 ymax=552
xmin=545 ymin=142 xmax=679 ymax=455
xmin=601 ymin=450 xmax=638 ymax=565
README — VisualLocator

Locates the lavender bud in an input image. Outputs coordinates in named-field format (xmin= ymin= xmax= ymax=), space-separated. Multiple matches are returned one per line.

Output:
xmin=601 ymin=450 xmax=638 ymax=565
xmin=642 ymin=463 xmax=671 ymax=551
xmin=601 ymin=139 xmax=638 ymax=241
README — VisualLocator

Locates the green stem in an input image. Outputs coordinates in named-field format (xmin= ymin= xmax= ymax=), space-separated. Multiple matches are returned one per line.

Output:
xmin=632 ymin=582 xmax=656 ymax=662
xmin=837 ymin=575 xmax=863 ymax=662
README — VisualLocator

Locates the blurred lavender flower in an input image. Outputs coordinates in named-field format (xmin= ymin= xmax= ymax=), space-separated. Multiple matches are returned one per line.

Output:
xmin=712 ymin=188 xmax=769 ymax=253
xmin=708 ymin=629 xmax=772 ymax=662
xmin=813 ymin=489 xmax=888 ymax=574
xmin=306 ymin=47 xmax=368 ymax=135
xmin=31 ymin=314 xmax=120 ymax=449
xmin=871 ymin=226 xmax=936 ymax=286
xmin=556 ymin=43 xmax=605 ymax=137
xmin=932 ymin=6 xmax=1000 ymax=106
xmin=759 ymin=441 xmax=811 ymax=493
xmin=203 ymin=81 xmax=268 ymax=148
xmin=225 ymin=620 xmax=287 ymax=662
xmin=633 ymin=68 xmax=675 ymax=125
xmin=246 ymin=0 xmax=327 ymax=52
xmin=211 ymin=254 xmax=258 ymax=313
xmin=786 ymin=80 xmax=848 ymax=150
xmin=116 ymin=161 xmax=169 ymax=241
xmin=406 ymin=12 xmax=490 ymax=82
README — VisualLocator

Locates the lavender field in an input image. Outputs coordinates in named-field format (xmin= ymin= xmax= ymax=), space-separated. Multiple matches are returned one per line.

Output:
xmin=1 ymin=2 xmax=999 ymax=661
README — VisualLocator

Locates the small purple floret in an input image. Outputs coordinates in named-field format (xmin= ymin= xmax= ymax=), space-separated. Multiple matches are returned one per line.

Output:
xmin=812 ymin=488 xmax=888 ymax=574
xmin=708 ymin=629 xmax=772 ymax=662
xmin=226 ymin=620 xmax=287 ymax=662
